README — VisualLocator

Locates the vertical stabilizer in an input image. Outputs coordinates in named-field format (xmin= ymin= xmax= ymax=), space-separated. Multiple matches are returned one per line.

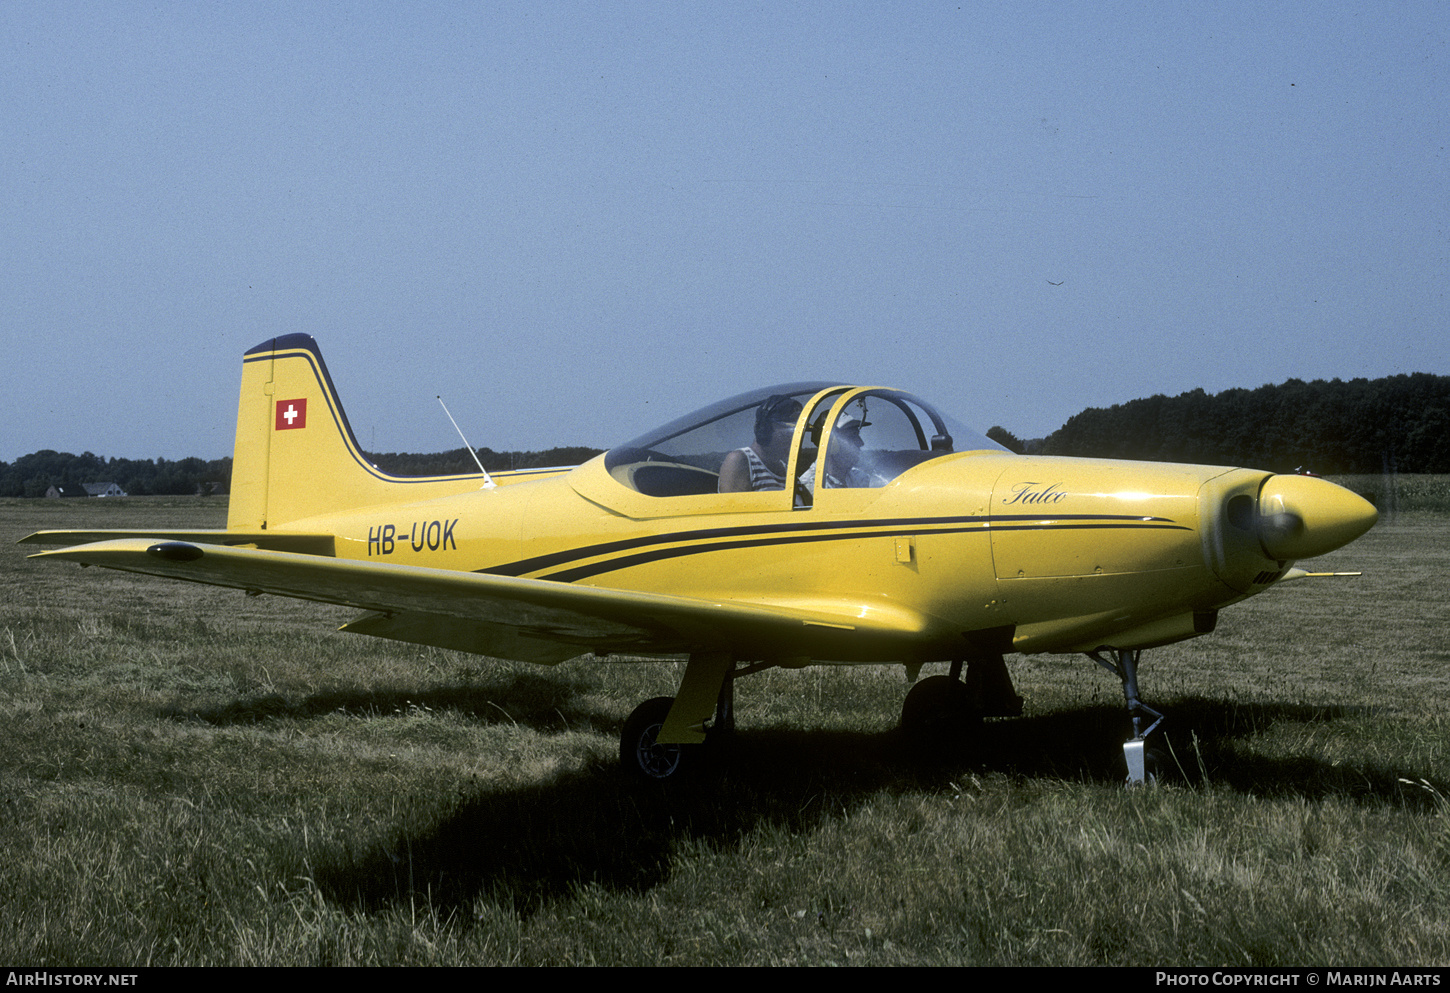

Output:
xmin=226 ymin=335 xmax=485 ymax=531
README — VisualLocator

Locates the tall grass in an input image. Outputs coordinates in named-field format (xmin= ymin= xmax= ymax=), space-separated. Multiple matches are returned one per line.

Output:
xmin=1331 ymin=473 xmax=1450 ymax=514
xmin=2 ymin=495 xmax=1447 ymax=965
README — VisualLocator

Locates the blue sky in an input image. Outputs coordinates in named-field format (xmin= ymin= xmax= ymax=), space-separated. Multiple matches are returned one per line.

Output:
xmin=4 ymin=2 xmax=1445 ymax=462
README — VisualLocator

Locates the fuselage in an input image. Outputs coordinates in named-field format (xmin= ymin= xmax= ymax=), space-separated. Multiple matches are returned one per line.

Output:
xmin=281 ymin=448 xmax=1369 ymax=663
xmin=210 ymin=342 xmax=1376 ymax=666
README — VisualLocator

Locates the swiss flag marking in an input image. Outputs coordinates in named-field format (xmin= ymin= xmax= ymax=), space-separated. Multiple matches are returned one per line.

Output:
xmin=276 ymin=398 xmax=308 ymax=430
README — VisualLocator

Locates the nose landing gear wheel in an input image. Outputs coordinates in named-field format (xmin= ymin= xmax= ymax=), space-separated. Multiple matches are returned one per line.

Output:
xmin=1088 ymin=648 xmax=1167 ymax=786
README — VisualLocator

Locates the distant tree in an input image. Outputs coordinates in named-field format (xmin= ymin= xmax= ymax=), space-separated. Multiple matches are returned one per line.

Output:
xmin=985 ymin=426 xmax=1025 ymax=454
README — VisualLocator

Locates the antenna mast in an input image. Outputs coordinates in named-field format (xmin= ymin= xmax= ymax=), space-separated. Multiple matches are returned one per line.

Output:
xmin=437 ymin=396 xmax=496 ymax=489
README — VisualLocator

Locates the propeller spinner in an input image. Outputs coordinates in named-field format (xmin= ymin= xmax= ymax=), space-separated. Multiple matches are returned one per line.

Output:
xmin=1256 ymin=474 xmax=1378 ymax=561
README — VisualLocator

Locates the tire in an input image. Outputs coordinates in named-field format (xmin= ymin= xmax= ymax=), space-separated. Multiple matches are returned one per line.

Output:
xmin=620 ymin=696 xmax=693 ymax=782
xmin=899 ymin=676 xmax=980 ymax=754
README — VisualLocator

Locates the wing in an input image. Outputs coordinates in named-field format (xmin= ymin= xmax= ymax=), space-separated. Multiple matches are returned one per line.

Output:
xmin=19 ymin=529 xmax=335 ymax=555
xmin=26 ymin=539 xmax=982 ymax=665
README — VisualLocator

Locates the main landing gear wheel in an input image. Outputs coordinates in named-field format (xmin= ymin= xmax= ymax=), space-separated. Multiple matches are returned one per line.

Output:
xmin=621 ymin=696 xmax=697 ymax=782
xmin=899 ymin=675 xmax=979 ymax=754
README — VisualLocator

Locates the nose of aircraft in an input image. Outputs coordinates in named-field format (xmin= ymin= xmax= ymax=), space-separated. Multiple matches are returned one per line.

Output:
xmin=1256 ymin=474 xmax=1378 ymax=561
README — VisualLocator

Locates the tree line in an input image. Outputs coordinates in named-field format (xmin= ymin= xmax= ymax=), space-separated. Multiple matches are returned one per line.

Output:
xmin=0 ymin=446 xmax=606 ymax=497
xmin=0 ymin=451 xmax=233 ymax=498
xmin=7 ymin=372 xmax=1446 ymax=496
xmin=1033 ymin=373 xmax=1449 ymax=474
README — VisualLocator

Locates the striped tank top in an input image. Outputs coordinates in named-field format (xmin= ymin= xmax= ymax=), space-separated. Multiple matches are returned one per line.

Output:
xmin=738 ymin=446 xmax=785 ymax=491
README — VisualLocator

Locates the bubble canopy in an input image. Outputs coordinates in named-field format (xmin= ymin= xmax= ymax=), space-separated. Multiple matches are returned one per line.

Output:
xmin=605 ymin=383 xmax=1007 ymax=500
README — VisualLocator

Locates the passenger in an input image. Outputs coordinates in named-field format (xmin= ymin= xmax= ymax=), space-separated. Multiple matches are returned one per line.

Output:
xmin=718 ymin=395 xmax=802 ymax=492
xmin=801 ymin=414 xmax=875 ymax=493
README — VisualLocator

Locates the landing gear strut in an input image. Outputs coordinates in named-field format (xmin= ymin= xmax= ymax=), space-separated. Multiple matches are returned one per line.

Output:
xmin=1089 ymin=648 xmax=1165 ymax=785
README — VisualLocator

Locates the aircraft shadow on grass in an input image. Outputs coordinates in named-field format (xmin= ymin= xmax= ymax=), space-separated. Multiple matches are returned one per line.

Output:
xmin=169 ymin=680 xmax=1439 ymax=916
xmin=172 ymin=671 xmax=620 ymax=736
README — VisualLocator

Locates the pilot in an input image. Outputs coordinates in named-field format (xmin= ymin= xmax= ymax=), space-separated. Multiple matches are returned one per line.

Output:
xmin=801 ymin=414 xmax=875 ymax=493
xmin=718 ymin=395 xmax=802 ymax=492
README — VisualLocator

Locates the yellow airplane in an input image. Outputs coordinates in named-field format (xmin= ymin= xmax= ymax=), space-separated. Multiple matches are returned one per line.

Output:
xmin=22 ymin=335 xmax=1378 ymax=784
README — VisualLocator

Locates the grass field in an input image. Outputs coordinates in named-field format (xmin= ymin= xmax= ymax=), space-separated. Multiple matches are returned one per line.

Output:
xmin=2 ymin=492 xmax=1447 ymax=966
